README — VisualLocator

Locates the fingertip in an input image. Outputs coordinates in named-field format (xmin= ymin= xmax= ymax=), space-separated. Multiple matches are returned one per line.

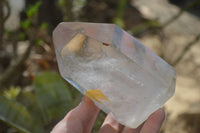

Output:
xmin=154 ymin=108 xmax=165 ymax=122
xmin=65 ymin=96 xmax=99 ymax=120
xmin=60 ymin=96 xmax=100 ymax=133
xmin=140 ymin=108 xmax=165 ymax=133
xmin=81 ymin=96 xmax=100 ymax=112
xmin=99 ymin=114 xmax=124 ymax=133
xmin=82 ymin=96 xmax=95 ymax=106
xmin=148 ymin=108 xmax=165 ymax=122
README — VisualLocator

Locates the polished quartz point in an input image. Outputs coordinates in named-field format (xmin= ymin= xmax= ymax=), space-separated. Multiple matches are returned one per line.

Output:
xmin=53 ymin=22 xmax=176 ymax=128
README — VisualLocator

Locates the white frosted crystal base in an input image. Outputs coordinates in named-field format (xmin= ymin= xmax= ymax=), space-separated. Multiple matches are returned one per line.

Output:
xmin=53 ymin=22 xmax=176 ymax=128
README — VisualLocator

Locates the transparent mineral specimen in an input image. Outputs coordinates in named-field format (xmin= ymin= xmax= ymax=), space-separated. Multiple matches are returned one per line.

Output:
xmin=53 ymin=22 xmax=176 ymax=128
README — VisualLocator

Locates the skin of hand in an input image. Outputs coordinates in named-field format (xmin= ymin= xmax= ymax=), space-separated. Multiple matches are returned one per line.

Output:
xmin=51 ymin=96 xmax=165 ymax=133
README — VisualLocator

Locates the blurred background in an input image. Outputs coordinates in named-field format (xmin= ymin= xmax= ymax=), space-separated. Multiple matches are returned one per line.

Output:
xmin=0 ymin=0 xmax=199 ymax=132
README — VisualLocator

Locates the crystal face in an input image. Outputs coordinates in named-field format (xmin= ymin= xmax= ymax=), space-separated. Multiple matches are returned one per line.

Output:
xmin=53 ymin=22 xmax=176 ymax=128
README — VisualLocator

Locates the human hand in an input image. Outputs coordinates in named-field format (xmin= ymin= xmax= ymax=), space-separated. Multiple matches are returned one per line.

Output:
xmin=51 ymin=96 xmax=165 ymax=133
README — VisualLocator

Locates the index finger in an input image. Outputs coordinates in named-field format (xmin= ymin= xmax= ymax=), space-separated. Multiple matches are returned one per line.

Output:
xmin=51 ymin=96 xmax=100 ymax=133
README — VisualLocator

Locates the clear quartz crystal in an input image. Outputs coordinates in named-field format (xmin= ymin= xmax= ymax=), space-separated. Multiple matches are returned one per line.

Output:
xmin=53 ymin=22 xmax=176 ymax=128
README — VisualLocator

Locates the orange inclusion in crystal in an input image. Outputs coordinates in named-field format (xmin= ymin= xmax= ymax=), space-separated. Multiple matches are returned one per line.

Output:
xmin=102 ymin=43 xmax=110 ymax=46
xmin=85 ymin=89 xmax=110 ymax=103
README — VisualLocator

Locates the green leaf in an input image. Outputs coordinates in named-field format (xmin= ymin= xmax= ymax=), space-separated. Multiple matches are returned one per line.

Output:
xmin=113 ymin=17 xmax=125 ymax=28
xmin=58 ymin=0 xmax=65 ymax=7
xmin=35 ymin=39 xmax=43 ymax=46
xmin=3 ymin=86 xmax=21 ymax=100
xmin=0 ymin=96 xmax=44 ymax=133
xmin=20 ymin=20 xmax=31 ymax=30
xmin=19 ymin=32 xmax=26 ymax=40
xmin=34 ymin=71 xmax=72 ymax=124
xmin=40 ymin=22 xmax=48 ymax=29
xmin=76 ymin=0 xmax=86 ymax=6
xmin=16 ymin=90 xmax=43 ymax=124
xmin=26 ymin=2 xmax=41 ymax=18
xmin=116 ymin=0 xmax=128 ymax=17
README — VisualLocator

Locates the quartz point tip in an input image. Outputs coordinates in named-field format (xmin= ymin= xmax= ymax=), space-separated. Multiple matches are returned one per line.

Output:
xmin=53 ymin=22 xmax=176 ymax=128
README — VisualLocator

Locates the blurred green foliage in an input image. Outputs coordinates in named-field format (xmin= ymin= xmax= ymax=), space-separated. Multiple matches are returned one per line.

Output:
xmin=58 ymin=0 xmax=65 ymax=7
xmin=131 ymin=20 xmax=162 ymax=35
xmin=34 ymin=71 xmax=72 ymax=124
xmin=0 ymin=71 xmax=73 ymax=133
xmin=40 ymin=22 xmax=49 ymax=29
xmin=113 ymin=17 xmax=125 ymax=28
xmin=113 ymin=0 xmax=127 ymax=28
xmin=20 ymin=20 xmax=31 ymax=30
xmin=35 ymin=39 xmax=44 ymax=46
xmin=26 ymin=2 xmax=41 ymax=18
xmin=21 ymin=2 xmax=41 ymax=30
xmin=19 ymin=32 xmax=26 ymax=40
xmin=0 ymin=96 xmax=44 ymax=133
xmin=3 ymin=86 xmax=21 ymax=100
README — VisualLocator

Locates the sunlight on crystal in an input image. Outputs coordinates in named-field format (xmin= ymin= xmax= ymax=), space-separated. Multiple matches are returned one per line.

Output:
xmin=53 ymin=22 xmax=176 ymax=128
